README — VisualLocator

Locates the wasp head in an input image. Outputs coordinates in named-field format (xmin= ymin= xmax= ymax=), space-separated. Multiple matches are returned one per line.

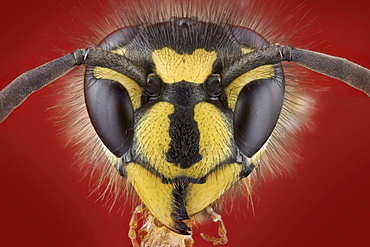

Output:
xmin=84 ymin=17 xmax=285 ymax=234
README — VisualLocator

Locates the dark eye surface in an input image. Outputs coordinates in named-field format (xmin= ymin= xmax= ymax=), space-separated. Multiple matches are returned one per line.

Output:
xmin=233 ymin=77 xmax=284 ymax=157
xmin=84 ymin=76 xmax=134 ymax=157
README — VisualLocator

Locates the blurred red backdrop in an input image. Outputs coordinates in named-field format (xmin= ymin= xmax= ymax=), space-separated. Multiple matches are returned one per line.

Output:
xmin=0 ymin=0 xmax=369 ymax=246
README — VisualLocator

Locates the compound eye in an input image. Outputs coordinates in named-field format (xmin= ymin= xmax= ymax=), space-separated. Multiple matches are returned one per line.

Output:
xmin=145 ymin=73 xmax=163 ymax=97
xmin=84 ymin=74 xmax=134 ymax=157
xmin=82 ymin=25 xmax=139 ymax=157
xmin=234 ymin=78 xmax=284 ymax=157
xmin=205 ymin=74 xmax=222 ymax=97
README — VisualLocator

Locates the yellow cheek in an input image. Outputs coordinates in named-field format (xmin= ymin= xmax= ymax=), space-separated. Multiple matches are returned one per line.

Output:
xmin=125 ymin=163 xmax=175 ymax=230
xmin=185 ymin=163 xmax=242 ymax=216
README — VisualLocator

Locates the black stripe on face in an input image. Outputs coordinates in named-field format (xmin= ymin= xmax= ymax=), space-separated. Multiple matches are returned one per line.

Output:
xmin=166 ymin=105 xmax=202 ymax=169
xmin=164 ymin=81 xmax=206 ymax=169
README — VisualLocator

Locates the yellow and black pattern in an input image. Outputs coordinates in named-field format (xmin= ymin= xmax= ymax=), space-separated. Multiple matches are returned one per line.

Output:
xmin=83 ymin=18 xmax=284 ymax=234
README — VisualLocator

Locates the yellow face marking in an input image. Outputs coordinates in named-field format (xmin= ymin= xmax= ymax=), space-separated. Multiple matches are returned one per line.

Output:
xmin=185 ymin=163 xmax=242 ymax=215
xmin=226 ymin=47 xmax=275 ymax=110
xmin=152 ymin=48 xmax=217 ymax=84
xmin=135 ymin=102 xmax=233 ymax=180
xmin=125 ymin=163 xmax=175 ymax=230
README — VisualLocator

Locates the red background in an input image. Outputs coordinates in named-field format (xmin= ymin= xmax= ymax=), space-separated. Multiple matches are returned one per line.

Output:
xmin=0 ymin=0 xmax=369 ymax=246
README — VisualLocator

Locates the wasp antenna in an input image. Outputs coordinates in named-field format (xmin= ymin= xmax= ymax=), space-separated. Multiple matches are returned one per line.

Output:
xmin=83 ymin=47 xmax=146 ymax=86
xmin=289 ymin=47 xmax=370 ymax=96
xmin=0 ymin=49 xmax=87 ymax=123
xmin=0 ymin=48 xmax=148 ymax=123
xmin=221 ymin=46 xmax=282 ymax=86
xmin=222 ymin=45 xmax=369 ymax=96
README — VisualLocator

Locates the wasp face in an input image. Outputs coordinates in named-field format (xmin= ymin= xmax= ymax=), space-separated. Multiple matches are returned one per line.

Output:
xmin=84 ymin=18 xmax=284 ymax=234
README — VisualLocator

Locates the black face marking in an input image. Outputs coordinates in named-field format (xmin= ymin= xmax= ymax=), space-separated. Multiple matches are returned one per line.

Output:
xmin=163 ymin=81 xmax=218 ymax=169
xmin=166 ymin=105 xmax=202 ymax=169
